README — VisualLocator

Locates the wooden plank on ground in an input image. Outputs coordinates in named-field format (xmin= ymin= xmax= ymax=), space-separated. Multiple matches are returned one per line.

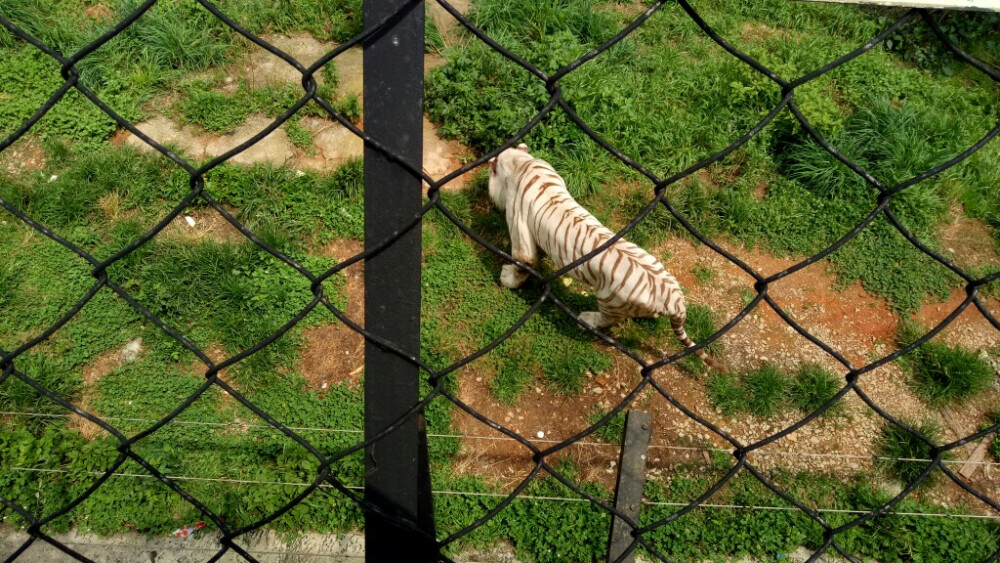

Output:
xmin=607 ymin=411 xmax=653 ymax=563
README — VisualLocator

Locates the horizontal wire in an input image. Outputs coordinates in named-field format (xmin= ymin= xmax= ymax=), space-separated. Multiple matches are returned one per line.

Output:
xmin=2 ymin=465 xmax=995 ymax=521
xmin=3 ymin=411 xmax=998 ymax=467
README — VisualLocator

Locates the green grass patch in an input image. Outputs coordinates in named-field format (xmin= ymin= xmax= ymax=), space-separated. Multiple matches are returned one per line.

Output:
xmin=641 ymin=467 xmax=999 ymax=562
xmin=743 ymin=364 xmax=791 ymax=417
xmin=708 ymin=363 xmax=841 ymax=417
xmin=0 ymin=143 xmax=463 ymax=539
xmin=898 ymin=323 xmax=996 ymax=406
xmin=875 ymin=419 xmax=951 ymax=487
xmin=0 ymin=0 xmax=363 ymax=145
xmin=679 ymin=304 xmax=722 ymax=374
xmin=789 ymin=363 xmax=843 ymax=412
xmin=588 ymin=407 xmax=626 ymax=443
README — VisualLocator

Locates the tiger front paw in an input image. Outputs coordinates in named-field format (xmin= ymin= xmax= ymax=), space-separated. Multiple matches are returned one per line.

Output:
xmin=501 ymin=264 xmax=528 ymax=289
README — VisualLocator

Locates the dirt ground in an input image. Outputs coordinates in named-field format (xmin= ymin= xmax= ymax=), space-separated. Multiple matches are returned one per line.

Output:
xmin=298 ymin=239 xmax=366 ymax=392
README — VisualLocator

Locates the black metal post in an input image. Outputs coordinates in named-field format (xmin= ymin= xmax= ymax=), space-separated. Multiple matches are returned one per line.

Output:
xmin=363 ymin=0 xmax=434 ymax=561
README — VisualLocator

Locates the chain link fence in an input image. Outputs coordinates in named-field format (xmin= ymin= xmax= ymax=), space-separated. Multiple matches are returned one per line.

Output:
xmin=1 ymin=0 xmax=999 ymax=561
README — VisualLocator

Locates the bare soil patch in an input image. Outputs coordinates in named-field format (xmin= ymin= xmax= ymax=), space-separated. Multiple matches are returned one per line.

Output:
xmin=70 ymin=339 xmax=145 ymax=439
xmin=83 ymin=3 xmax=113 ymax=22
xmin=244 ymin=34 xmax=338 ymax=90
xmin=119 ymin=31 xmax=477 ymax=177
xmin=122 ymin=112 xmax=474 ymax=181
xmin=739 ymin=22 xmax=788 ymax=42
xmin=938 ymin=211 xmax=1000 ymax=272
xmin=69 ymin=350 xmax=121 ymax=440
xmin=298 ymin=239 xmax=365 ymax=391
xmin=0 ymin=137 xmax=47 ymax=175
xmin=608 ymin=1 xmax=653 ymax=17
xmin=159 ymin=208 xmax=244 ymax=244
xmin=290 ymin=116 xmax=363 ymax=172
xmin=428 ymin=0 xmax=472 ymax=48
xmin=451 ymin=363 xmax=627 ymax=490
xmin=423 ymin=116 xmax=476 ymax=192
xmin=123 ymin=114 xmax=294 ymax=166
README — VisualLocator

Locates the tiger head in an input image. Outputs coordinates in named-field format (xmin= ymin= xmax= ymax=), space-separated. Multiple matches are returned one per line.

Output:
xmin=487 ymin=143 xmax=531 ymax=211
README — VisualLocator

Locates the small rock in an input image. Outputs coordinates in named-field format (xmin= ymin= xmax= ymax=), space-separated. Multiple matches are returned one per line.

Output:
xmin=119 ymin=338 xmax=143 ymax=363
xmin=536 ymin=431 xmax=545 ymax=439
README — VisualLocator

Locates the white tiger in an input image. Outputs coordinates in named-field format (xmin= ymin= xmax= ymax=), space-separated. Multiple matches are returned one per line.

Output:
xmin=487 ymin=143 xmax=719 ymax=368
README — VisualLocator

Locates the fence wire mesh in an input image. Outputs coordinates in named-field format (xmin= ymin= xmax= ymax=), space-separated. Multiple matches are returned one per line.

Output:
xmin=0 ymin=0 xmax=999 ymax=562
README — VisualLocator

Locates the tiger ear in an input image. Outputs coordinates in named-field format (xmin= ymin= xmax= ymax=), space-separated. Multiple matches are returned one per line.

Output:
xmin=488 ymin=157 xmax=497 ymax=174
xmin=516 ymin=143 xmax=529 ymax=152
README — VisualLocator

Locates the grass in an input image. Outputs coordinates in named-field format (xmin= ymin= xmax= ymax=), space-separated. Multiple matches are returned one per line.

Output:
xmin=588 ymin=407 xmax=626 ymax=443
xmin=0 ymin=138 xmax=994 ymax=563
xmin=691 ymin=265 xmax=714 ymax=284
xmin=612 ymin=302 xmax=722 ymax=374
xmin=0 ymin=144 xmax=456 ymax=537
xmin=875 ymin=419 xmax=951 ymax=487
xmin=897 ymin=323 xmax=996 ymax=406
xmin=641 ymin=466 xmax=999 ymax=562
xmin=708 ymin=363 xmax=841 ymax=417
